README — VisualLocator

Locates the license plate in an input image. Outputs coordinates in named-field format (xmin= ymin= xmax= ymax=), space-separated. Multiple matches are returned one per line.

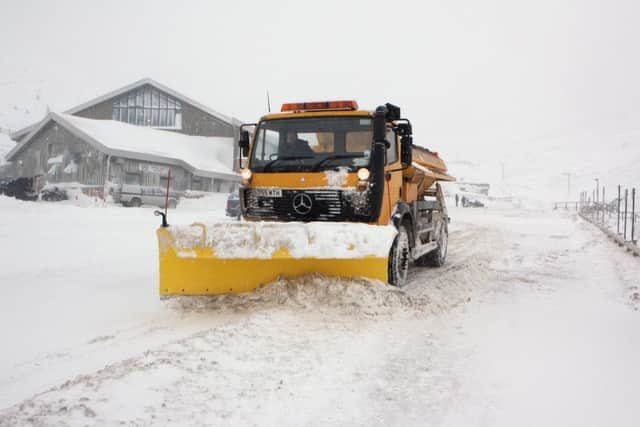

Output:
xmin=253 ymin=188 xmax=283 ymax=198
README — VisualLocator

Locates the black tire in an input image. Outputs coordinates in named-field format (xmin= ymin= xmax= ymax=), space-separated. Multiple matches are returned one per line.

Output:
xmin=129 ymin=197 xmax=142 ymax=208
xmin=388 ymin=225 xmax=411 ymax=286
xmin=420 ymin=222 xmax=448 ymax=267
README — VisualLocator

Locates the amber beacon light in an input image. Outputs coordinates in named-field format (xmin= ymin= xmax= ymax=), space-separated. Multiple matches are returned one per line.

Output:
xmin=281 ymin=100 xmax=359 ymax=112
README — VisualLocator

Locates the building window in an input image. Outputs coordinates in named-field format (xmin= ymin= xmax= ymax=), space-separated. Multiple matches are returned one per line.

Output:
xmin=160 ymin=176 xmax=171 ymax=189
xmin=112 ymin=86 xmax=183 ymax=129
xmin=125 ymin=172 xmax=142 ymax=185
xmin=191 ymin=177 xmax=202 ymax=191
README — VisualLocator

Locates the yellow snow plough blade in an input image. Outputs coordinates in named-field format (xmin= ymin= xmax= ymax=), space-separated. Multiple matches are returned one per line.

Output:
xmin=156 ymin=222 xmax=396 ymax=296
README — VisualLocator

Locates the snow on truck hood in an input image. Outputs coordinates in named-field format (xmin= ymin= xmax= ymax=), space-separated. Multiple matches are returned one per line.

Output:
xmin=168 ymin=222 xmax=398 ymax=259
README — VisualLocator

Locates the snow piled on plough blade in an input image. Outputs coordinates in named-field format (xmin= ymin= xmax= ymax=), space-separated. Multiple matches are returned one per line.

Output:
xmin=157 ymin=222 xmax=397 ymax=295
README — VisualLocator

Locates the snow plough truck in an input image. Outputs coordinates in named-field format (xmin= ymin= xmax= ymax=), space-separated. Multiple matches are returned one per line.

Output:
xmin=155 ymin=101 xmax=455 ymax=295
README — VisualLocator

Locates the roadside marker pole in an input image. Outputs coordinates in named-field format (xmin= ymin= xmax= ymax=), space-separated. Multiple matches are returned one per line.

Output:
xmin=602 ymin=187 xmax=605 ymax=225
xmin=624 ymin=188 xmax=628 ymax=241
xmin=164 ymin=168 xmax=172 ymax=219
xmin=632 ymin=188 xmax=636 ymax=244
xmin=618 ymin=185 xmax=621 ymax=235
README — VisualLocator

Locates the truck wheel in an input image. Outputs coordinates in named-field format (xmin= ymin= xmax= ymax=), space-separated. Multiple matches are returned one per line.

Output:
xmin=130 ymin=197 xmax=142 ymax=208
xmin=421 ymin=223 xmax=448 ymax=267
xmin=389 ymin=225 xmax=410 ymax=286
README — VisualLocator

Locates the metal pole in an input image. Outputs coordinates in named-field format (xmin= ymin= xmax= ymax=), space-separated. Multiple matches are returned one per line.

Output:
xmin=602 ymin=186 xmax=605 ymax=225
xmin=618 ymin=185 xmax=621 ymax=234
xmin=624 ymin=188 xmax=628 ymax=241
xmin=562 ymin=172 xmax=572 ymax=198
xmin=164 ymin=168 xmax=172 ymax=218
xmin=632 ymin=188 xmax=636 ymax=243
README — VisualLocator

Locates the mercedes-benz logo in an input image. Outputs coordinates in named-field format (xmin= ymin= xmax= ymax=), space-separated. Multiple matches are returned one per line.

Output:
xmin=292 ymin=193 xmax=313 ymax=215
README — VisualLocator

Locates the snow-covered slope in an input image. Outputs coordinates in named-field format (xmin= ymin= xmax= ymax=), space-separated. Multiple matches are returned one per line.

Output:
xmin=445 ymin=127 xmax=640 ymax=206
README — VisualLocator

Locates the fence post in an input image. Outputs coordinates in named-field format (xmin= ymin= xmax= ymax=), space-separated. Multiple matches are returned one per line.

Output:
xmin=602 ymin=186 xmax=605 ymax=224
xmin=624 ymin=188 xmax=628 ymax=241
xmin=618 ymin=185 xmax=621 ymax=235
xmin=632 ymin=188 xmax=636 ymax=243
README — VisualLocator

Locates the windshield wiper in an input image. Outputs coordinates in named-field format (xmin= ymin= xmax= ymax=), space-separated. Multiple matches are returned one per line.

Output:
xmin=262 ymin=156 xmax=314 ymax=172
xmin=311 ymin=154 xmax=366 ymax=172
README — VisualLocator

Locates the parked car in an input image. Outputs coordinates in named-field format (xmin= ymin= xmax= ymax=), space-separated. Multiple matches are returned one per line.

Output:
xmin=40 ymin=186 xmax=68 ymax=202
xmin=112 ymin=184 xmax=180 ymax=208
xmin=2 ymin=177 xmax=39 ymax=201
xmin=226 ymin=192 xmax=241 ymax=219
xmin=0 ymin=177 xmax=13 ymax=195
xmin=461 ymin=196 xmax=485 ymax=208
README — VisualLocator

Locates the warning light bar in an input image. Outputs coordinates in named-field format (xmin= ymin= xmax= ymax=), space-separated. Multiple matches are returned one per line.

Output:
xmin=281 ymin=100 xmax=359 ymax=112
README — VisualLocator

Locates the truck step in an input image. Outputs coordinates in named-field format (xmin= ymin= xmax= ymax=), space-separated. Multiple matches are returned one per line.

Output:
xmin=412 ymin=241 xmax=438 ymax=260
xmin=415 ymin=224 xmax=434 ymax=236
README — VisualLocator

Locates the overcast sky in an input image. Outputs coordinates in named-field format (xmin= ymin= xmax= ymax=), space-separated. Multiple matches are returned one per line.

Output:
xmin=1 ymin=0 xmax=639 ymax=160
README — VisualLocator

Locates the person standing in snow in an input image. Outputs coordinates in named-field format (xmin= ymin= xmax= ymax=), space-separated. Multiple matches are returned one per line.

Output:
xmin=455 ymin=193 xmax=459 ymax=207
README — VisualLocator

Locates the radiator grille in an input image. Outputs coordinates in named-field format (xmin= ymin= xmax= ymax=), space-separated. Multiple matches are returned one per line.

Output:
xmin=243 ymin=188 xmax=369 ymax=222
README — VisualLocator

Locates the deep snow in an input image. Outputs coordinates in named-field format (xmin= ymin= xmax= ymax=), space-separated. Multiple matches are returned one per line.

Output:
xmin=0 ymin=195 xmax=639 ymax=426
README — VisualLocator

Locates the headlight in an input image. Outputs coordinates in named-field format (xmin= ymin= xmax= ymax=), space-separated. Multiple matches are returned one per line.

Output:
xmin=357 ymin=168 xmax=370 ymax=181
xmin=241 ymin=169 xmax=252 ymax=184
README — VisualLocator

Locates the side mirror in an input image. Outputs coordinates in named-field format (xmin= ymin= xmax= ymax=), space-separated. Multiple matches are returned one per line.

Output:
xmin=401 ymin=135 xmax=413 ymax=166
xmin=239 ymin=131 xmax=250 ymax=157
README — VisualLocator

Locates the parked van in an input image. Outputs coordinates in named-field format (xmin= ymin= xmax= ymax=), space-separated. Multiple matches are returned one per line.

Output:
xmin=112 ymin=184 xmax=181 ymax=208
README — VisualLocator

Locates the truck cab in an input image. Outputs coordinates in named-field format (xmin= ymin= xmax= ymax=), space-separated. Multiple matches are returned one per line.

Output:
xmin=237 ymin=100 xmax=455 ymax=285
xmin=238 ymin=101 xmax=409 ymax=225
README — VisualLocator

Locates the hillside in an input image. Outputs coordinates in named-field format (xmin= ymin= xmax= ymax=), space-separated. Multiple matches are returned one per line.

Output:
xmin=445 ymin=128 xmax=640 ymax=206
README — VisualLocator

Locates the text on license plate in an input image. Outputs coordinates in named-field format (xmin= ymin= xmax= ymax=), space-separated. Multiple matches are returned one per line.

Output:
xmin=254 ymin=188 xmax=283 ymax=198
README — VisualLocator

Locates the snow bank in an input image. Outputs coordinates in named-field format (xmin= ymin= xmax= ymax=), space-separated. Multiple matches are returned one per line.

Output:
xmin=165 ymin=274 xmax=427 ymax=317
xmin=170 ymin=221 xmax=397 ymax=259
xmin=175 ymin=192 xmax=228 ymax=212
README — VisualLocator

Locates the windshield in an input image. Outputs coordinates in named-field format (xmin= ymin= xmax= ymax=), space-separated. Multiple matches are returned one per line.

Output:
xmin=250 ymin=117 xmax=373 ymax=172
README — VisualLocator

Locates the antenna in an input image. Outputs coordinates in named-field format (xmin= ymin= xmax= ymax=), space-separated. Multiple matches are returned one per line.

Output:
xmin=266 ymin=90 xmax=271 ymax=113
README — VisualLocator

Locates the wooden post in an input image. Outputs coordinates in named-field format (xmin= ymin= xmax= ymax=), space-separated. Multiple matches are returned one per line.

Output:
xmin=632 ymin=188 xmax=636 ymax=243
xmin=602 ymin=187 xmax=605 ymax=224
xmin=624 ymin=188 xmax=628 ymax=241
xmin=164 ymin=168 xmax=172 ymax=218
xmin=618 ymin=185 xmax=621 ymax=235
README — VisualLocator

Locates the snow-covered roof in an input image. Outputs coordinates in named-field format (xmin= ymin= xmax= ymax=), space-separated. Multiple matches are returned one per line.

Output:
xmin=10 ymin=78 xmax=237 ymax=140
xmin=7 ymin=113 xmax=239 ymax=181
xmin=0 ymin=132 xmax=16 ymax=165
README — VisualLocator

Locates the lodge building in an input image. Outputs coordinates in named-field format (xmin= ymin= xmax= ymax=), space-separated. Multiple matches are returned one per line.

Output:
xmin=4 ymin=78 xmax=241 ymax=193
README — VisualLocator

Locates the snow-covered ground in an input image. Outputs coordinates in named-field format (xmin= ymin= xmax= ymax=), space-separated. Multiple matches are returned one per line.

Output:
xmin=0 ymin=195 xmax=639 ymax=426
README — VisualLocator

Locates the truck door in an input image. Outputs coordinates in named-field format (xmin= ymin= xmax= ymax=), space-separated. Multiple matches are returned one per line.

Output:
xmin=380 ymin=128 xmax=402 ymax=223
